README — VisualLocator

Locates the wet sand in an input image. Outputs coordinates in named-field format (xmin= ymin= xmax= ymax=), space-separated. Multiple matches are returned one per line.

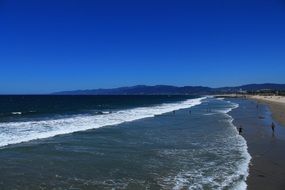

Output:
xmin=250 ymin=95 xmax=285 ymax=127
xmin=229 ymin=98 xmax=285 ymax=190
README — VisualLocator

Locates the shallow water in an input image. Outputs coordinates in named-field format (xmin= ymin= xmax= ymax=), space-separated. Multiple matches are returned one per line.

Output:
xmin=0 ymin=96 xmax=250 ymax=190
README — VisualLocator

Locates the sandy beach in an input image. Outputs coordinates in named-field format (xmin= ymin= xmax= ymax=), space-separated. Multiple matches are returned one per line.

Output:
xmin=250 ymin=95 xmax=285 ymax=104
xmin=216 ymin=94 xmax=285 ymax=127
xmin=230 ymin=98 xmax=285 ymax=190
xmin=250 ymin=95 xmax=285 ymax=127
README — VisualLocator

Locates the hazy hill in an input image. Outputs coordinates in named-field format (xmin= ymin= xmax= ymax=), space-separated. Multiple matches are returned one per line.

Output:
xmin=53 ymin=83 xmax=285 ymax=95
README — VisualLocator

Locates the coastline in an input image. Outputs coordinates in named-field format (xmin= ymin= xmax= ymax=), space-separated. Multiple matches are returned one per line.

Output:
xmin=249 ymin=95 xmax=285 ymax=127
xmin=229 ymin=98 xmax=285 ymax=190
xmin=216 ymin=94 xmax=285 ymax=127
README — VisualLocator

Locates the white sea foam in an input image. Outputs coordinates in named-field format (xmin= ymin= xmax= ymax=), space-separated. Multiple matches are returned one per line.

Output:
xmin=216 ymin=99 xmax=251 ymax=190
xmin=11 ymin=112 xmax=22 ymax=115
xmin=0 ymin=97 xmax=205 ymax=148
xmin=203 ymin=113 xmax=215 ymax=116
xmin=160 ymin=98 xmax=251 ymax=190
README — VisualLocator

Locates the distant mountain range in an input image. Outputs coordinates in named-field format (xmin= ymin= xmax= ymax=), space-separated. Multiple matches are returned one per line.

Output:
xmin=53 ymin=83 xmax=285 ymax=95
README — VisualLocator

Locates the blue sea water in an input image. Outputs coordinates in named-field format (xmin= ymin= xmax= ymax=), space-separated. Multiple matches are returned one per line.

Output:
xmin=0 ymin=96 xmax=250 ymax=190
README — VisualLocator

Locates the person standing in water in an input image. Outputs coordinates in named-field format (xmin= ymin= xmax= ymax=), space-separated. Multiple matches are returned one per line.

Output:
xmin=238 ymin=126 xmax=243 ymax=135
xmin=271 ymin=122 xmax=276 ymax=133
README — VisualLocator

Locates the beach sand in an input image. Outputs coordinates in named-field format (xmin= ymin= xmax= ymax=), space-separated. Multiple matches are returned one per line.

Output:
xmin=250 ymin=95 xmax=285 ymax=127
xmin=230 ymin=98 xmax=285 ymax=190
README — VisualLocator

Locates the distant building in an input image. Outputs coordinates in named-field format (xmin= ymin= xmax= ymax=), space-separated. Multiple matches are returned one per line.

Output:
xmin=237 ymin=89 xmax=247 ymax=94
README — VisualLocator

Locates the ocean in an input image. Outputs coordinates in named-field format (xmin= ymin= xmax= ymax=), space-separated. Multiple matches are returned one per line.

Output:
xmin=0 ymin=95 xmax=250 ymax=190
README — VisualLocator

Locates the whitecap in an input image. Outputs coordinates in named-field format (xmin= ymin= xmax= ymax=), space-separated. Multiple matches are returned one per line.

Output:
xmin=11 ymin=112 xmax=22 ymax=115
xmin=0 ymin=97 xmax=206 ymax=147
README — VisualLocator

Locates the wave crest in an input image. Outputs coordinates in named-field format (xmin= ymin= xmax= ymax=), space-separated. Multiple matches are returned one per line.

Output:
xmin=0 ymin=97 xmax=205 ymax=147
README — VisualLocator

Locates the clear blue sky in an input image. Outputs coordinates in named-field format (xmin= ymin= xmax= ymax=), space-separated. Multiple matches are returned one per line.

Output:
xmin=0 ymin=0 xmax=285 ymax=94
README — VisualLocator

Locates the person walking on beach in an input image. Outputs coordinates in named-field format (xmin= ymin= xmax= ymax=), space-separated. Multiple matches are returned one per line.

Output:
xmin=271 ymin=122 xmax=275 ymax=133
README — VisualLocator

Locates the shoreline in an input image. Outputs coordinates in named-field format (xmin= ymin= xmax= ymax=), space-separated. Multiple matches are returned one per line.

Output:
xmin=249 ymin=95 xmax=285 ymax=127
xmin=215 ymin=94 xmax=285 ymax=127
xmin=229 ymin=98 xmax=285 ymax=190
